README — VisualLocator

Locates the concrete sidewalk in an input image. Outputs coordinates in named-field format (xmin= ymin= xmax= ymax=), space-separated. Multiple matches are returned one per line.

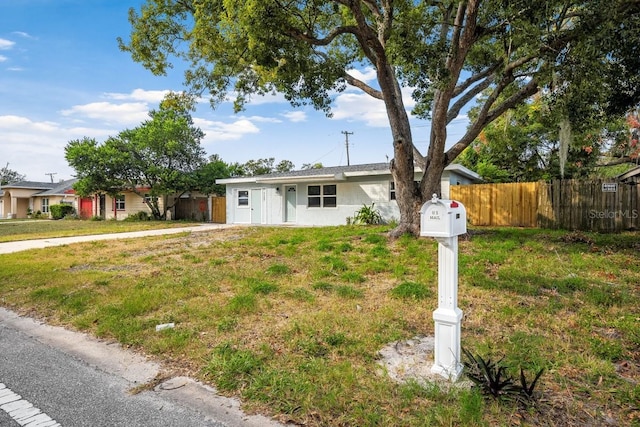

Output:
xmin=0 ymin=223 xmax=234 ymax=255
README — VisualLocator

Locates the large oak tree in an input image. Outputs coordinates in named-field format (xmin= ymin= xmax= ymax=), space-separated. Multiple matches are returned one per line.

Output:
xmin=119 ymin=0 xmax=640 ymax=236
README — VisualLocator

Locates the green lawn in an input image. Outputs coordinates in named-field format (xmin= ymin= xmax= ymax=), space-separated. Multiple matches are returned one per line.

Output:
xmin=0 ymin=218 xmax=201 ymax=243
xmin=0 ymin=225 xmax=638 ymax=426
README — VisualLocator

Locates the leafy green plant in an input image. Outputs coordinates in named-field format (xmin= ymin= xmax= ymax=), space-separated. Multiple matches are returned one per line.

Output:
xmin=125 ymin=211 xmax=152 ymax=221
xmin=353 ymin=203 xmax=383 ymax=225
xmin=49 ymin=204 xmax=75 ymax=220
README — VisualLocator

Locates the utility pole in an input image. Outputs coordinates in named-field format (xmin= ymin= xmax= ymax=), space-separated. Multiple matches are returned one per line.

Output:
xmin=45 ymin=172 xmax=57 ymax=183
xmin=341 ymin=131 xmax=354 ymax=166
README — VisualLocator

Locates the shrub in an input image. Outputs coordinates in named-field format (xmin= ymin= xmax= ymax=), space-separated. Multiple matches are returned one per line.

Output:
xmin=125 ymin=211 xmax=152 ymax=221
xmin=50 ymin=204 xmax=75 ymax=220
xmin=353 ymin=203 xmax=383 ymax=225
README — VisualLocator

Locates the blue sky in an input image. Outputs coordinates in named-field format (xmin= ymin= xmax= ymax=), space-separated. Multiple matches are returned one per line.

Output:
xmin=1 ymin=0 xmax=469 ymax=181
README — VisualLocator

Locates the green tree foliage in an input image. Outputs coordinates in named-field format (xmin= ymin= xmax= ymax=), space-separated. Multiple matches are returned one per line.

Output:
xmin=119 ymin=0 xmax=640 ymax=236
xmin=65 ymin=92 xmax=206 ymax=219
xmin=0 ymin=165 xmax=25 ymax=185
xmin=458 ymin=98 xmax=632 ymax=182
xmin=234 ymin=158 xmax=296 ymax=176
xmin=195 ymin=154 xmax=236 ymax=196
xmin=301 ymin=162 xmax=324 ymax=170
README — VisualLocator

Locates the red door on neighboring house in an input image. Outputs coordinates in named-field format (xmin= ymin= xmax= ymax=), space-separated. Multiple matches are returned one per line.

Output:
xmin=79 ymin=198 xmax=93 ymax=219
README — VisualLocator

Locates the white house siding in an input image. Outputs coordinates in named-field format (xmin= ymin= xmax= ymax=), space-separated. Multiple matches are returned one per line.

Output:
xmin=225 ymin=178 xmax=401 ymax=226
xmin=218 ymin=163 xmax=481 ymax=227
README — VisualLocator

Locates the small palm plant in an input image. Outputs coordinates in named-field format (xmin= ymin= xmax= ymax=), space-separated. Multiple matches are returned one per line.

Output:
xmin=462 ymin=347 xmax=545 ymax=406
xmin=353 ymin=203 xmax=383 ymax=225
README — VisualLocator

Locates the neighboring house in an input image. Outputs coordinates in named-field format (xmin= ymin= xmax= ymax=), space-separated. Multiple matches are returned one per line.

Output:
xmin=617 ymin=165 xmax=640 ymax=184
xmin=0 ymin=179 xmax=209 ymax=220
xmin=216 ymin=162 xmax=481 ymax=226
xmin=0 ymin=179 xmax=85 ymax=219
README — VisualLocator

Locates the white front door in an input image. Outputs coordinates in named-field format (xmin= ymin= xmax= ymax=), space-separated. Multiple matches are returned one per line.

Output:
xmin=250 ymin=189 xmax=262 ymax=224
xmin=285 ymin=186 xmax=296 ymax=222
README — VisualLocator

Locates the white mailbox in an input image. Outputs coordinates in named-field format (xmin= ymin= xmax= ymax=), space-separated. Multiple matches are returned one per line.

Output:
xmin=420 ymin=194 xmax=467 ymax=238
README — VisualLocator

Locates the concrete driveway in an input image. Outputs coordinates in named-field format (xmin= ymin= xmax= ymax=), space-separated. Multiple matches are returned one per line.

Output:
xmin=0 ymin=223 xmax=234 ymax=255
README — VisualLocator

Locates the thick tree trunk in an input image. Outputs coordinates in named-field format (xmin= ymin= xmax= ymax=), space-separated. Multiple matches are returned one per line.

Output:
xmin=374 ymin=63 xmax=422 ymax=238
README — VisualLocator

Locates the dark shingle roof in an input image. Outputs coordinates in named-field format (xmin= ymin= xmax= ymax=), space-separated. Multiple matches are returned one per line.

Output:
xmin=2 ymin=181 xmax=57 ymax=190
xmin=252 ymin=162 xmax=391 ymax=179
xmin=1 ymin=179 xmax=77 ymax=195
xmin=37 ymin=179 xmax=78 ymax=196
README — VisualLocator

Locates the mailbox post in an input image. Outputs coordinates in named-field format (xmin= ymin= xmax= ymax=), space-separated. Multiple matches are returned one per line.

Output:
xmin=420 ymin=194 xmax=466 ymax=381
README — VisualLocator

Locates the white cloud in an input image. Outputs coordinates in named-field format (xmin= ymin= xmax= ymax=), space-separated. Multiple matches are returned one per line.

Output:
xmin=103 ymin=88 xmax=169 ymax=103
xmin=244 ymin=91 xmax=288 ymax=106
xmin=60 ymin=102 xmax=150 ymax=126
xmin=0 ymin=38 xmax=15 ymax=50
xmin=194 ymin=117 xmax=260 ymax=142
xmin=332 ymin=92 xmax=388 ymax=127
xmin=346 ymin=67 xmax=377 ymax=84
xmin=0 ymin=55 xmax=7 ymax=62
xmin=281 ymin=111 xmax=307 ymax=123
xmin=0 ymin=115 xmax=117 ymax=180
xmin=12 ymin=31 xmax=36 ymax=39
xmin=7 ymin=67 xmax=24 ymax=72
xmin=331 ymin=85 xmax=417 ymax=128
xmin=238 ymin=115 xmax=282 ymax=124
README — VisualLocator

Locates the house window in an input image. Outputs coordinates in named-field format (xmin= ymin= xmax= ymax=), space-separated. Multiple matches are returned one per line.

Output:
xmin=115 ymin=195 xmax=126 ymax=211
xmin=42 ymin=198 xmax=49 ymax=213
xmin=307 ymin=185 xmax=337 ymax=208
xmin=238 ymin=190 xmax=249 ymax=207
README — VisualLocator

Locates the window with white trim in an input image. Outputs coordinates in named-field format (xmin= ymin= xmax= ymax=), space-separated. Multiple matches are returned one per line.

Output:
xmin=307 ymin=185 xmax=337 ymax=208
xmin=238 ymin=190 xmax=249 ymax=207
xmin=115 ymin=195 xmax=126 ymax=211
xmin=42 ymin=198 xmax=50 ymax=213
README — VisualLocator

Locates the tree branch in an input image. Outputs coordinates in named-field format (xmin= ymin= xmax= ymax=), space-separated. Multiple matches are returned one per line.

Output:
xmin=447 ymin=74 xmax=494 ymax=124
xmin=343 ymin=72 xmax=383 ymax=99
xmin=597 ymin=157 xmax=638 ymax=167
xmin=445 ymin=78 xmax=539 ymax=162
xmin=452 ymin=61 xmax=501 ymax=97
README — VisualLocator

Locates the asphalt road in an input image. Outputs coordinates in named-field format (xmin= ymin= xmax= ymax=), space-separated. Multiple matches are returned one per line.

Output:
xmin=0 ymin=308 xmax=285 ymax=427
xmin=0 ymin=224 xmax=288 ymax=427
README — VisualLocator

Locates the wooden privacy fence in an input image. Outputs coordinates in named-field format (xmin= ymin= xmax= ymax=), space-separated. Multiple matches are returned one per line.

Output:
xmin=450 ymin=180 xmax=640 ymax=232
xmin=211 ymin=197 xmax=226 ymax=224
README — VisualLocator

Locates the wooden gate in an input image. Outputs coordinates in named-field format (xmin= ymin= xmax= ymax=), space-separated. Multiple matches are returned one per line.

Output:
xmin=211 ymin=197 xmax=226 ymax=223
